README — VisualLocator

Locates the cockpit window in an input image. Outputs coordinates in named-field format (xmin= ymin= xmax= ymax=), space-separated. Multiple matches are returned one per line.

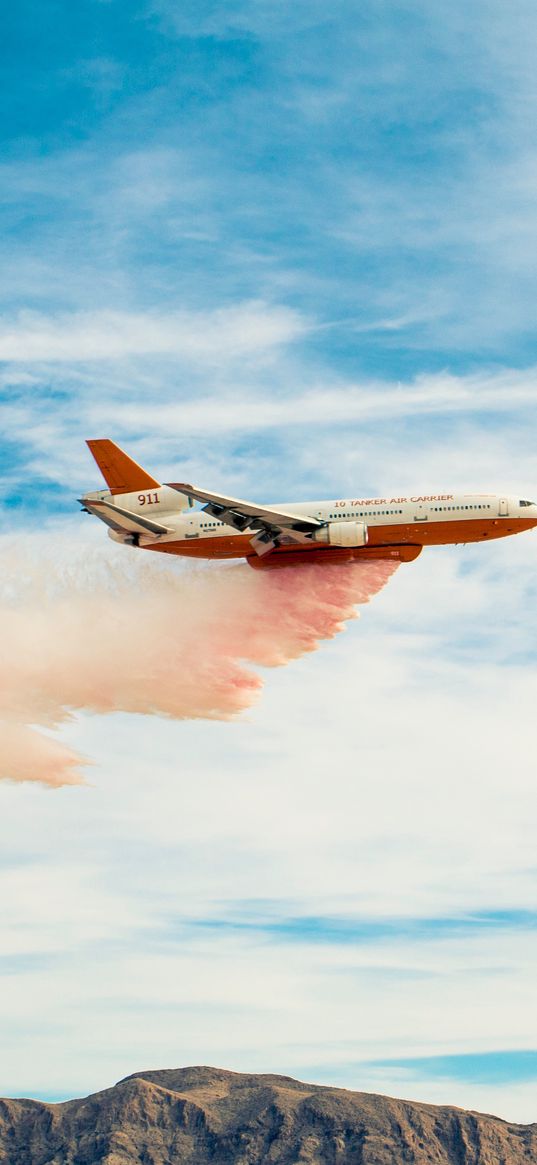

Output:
xmin=519 ymin=499 xmax=534 ymax=506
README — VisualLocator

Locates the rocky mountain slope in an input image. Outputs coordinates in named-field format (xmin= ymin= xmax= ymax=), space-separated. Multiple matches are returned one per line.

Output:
xmin=0 ymin=1065 xmax=536 ymax=1164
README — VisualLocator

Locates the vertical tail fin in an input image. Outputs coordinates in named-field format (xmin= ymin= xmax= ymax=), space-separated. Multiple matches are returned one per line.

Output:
xmin=86 ymin=439 xmax=161 ymax=495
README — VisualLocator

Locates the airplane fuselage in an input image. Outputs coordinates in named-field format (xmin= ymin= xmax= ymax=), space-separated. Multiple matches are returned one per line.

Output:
xmin=83 ymin=484 xmax=537 ymax=569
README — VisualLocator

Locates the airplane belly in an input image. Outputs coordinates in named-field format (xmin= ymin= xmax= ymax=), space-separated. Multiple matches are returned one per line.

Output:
xmin=246 ymin=544 xmax=422 ymax=569
xmin=141 ymin=517 xmax=536 ymax=563
xmin=145 ymin=533 xmax=251 ymax=559
xmin=410 ymin=517 xmax=534 ymax=545
xmin=367 ymin=517 xmax=536 ymax=547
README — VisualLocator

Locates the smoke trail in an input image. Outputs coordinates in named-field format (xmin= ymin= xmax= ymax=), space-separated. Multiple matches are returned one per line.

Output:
xmin=0 ymin=539 xmax=398 ymax=786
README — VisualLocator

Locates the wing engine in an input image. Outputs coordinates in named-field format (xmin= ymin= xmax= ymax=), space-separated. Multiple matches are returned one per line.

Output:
xmin=312 ymin=520 xmax=368 ymax=548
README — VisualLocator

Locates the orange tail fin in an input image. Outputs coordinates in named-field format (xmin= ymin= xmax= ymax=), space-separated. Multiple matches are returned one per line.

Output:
xmin=86 ymin=439 xmax=161 ymax=495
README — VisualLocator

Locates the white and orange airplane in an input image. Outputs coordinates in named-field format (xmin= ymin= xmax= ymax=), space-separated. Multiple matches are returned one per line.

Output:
xmin=80 ymin=439 xmax=537 ymax=570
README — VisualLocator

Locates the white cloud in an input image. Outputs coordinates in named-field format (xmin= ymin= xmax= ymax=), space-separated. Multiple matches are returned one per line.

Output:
xmin=2 ymin=356 xmax=537 ymax=515
xmin=88 ymin=365 xmax=537 ymax=433
xmin=0 ymin=302 xmax=305 ymax=363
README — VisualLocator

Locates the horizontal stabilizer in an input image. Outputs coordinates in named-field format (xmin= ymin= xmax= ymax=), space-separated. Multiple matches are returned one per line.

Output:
xmin=82 ymin=498 xmax=171 ymax=537
xmin=87 ymin=439 xmax=161 ymax=495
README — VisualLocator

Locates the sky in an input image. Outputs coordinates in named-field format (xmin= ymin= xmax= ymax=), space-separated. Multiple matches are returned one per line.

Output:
xmin=1 ymin=0 xmax=537 ymax=1125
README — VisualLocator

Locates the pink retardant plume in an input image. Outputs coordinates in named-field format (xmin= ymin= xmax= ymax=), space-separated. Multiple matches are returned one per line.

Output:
xmin=2 ymin=723 xmax=84 ymax=788
xmin=0 ymin=540 xmax=398 ymax=787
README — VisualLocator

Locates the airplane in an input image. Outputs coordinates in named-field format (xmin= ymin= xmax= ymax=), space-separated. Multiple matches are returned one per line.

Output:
xmin=80 ymin=439 xmax=537 ymax=570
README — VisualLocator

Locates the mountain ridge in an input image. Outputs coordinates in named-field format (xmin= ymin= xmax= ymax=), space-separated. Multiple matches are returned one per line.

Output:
xmin=0 ymin=1065 xmax=535 ymax=1164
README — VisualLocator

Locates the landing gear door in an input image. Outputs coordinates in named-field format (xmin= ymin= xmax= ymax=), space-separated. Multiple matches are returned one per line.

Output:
xmin=499 ymin=498 xmax=509 ymax=516
xmin=414 ymin=503 xmax=429 ymax=522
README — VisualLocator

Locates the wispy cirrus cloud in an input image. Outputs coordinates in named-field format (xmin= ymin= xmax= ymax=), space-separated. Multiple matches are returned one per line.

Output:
xmin=0 ymin=302 xmax=305 ymax=362
xmin=185 ymin=909 xmax=537 ymax=945
xmin=88 ymin=365 xmax=537 ymax=433
xmin=2 ymin=354 xmax=537 ymax=525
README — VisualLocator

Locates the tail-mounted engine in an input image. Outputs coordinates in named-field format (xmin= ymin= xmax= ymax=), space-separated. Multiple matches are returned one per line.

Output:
xmin=313 ymin=520 xmax=368 ymax=548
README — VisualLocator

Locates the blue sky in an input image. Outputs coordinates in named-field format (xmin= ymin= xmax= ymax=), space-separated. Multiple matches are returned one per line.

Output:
xmin=4 ymin=0 xmax=537 ymax=371
xmin=1 ymin=0 xmax=537 ymax=1123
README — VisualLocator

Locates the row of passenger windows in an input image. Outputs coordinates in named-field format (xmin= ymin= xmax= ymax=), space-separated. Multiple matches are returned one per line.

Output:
xmin=328 ymin=510 xmax=403 ymax=518
xmin=328 ymin=504 xmax=492 ymax=518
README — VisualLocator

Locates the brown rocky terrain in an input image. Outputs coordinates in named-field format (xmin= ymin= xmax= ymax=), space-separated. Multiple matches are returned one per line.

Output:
xmin=0 ymin=1065 xmax=536 ymax=1164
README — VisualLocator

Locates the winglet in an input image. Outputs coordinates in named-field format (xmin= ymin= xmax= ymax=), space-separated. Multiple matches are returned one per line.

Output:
xmin=86 ymin=439 xmax=161 ymax=495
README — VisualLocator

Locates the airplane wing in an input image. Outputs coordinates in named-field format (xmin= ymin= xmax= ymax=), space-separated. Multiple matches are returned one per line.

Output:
xmin=169 ymin=482 xmax=323 ymax=555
